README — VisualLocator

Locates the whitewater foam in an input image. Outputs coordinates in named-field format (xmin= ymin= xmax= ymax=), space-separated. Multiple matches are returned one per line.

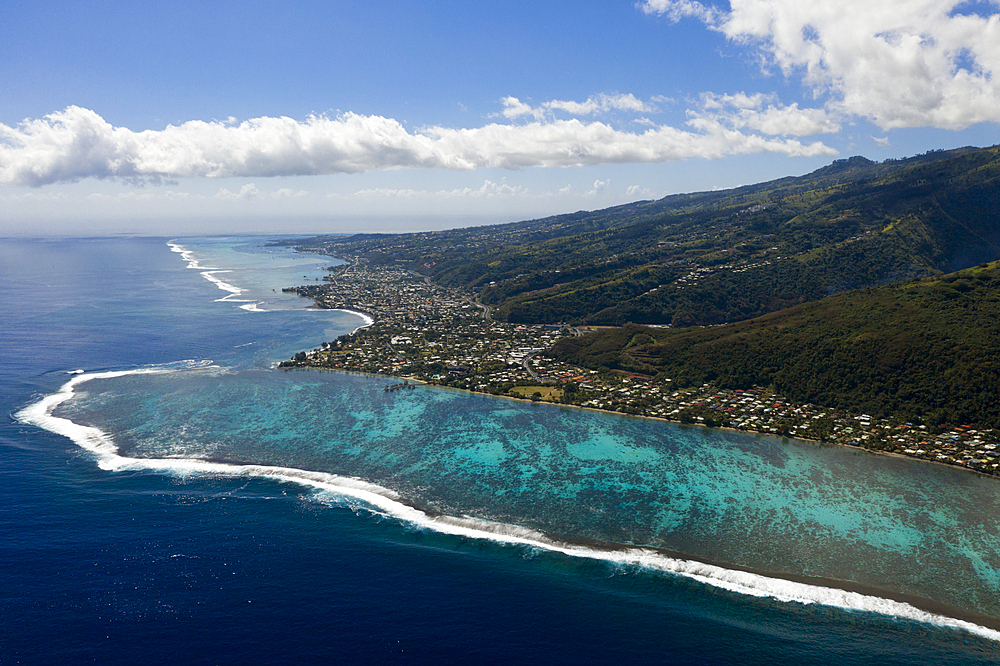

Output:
xmin=201 ymin=270 xmax=243 ymax=297
xmin=168 ymin=240 xmax=321 ymax=313
xmin=168 ymin=242 xmax=252 ymax=303
xmin=333 ymin=309 xmax=374 ymax=333
xmin=168 ymin=242 xmax=210 ymax=271
xmin=16 ymin=367 xmax=1000 ymax=644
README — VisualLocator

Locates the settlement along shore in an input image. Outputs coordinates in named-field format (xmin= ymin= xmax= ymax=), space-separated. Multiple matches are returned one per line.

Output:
xmin=280 ymin=259 xmax=1000 ymax=475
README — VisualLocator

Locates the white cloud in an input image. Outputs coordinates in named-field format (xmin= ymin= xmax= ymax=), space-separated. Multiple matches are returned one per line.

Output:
xmin=546 ymin=93 xmax=653 ymax=115
xmin=353 ymin=187 xmax=423 ymax=199
xmin=872 ymin=135 xmax=892 ymax=148
xmin=501 ymin=96 xmax=544 ymax=120
xmin=114 ymin=190 xmax=155 ymax=201
xmin=216 ymin=183 xmax=260 ymax=200
xmin=502 ymin=94 xmax=654 ymax=120
xmin=585 ymin=179 xmax=609 ymax=196
xmin=0 ymin=104 xmax=835 ymax=187
xmin=640 ymin=0 xmax=1000 ymax=129
xmin=271 ymin=187 xmax=307 ymax=199
xmin=700 ymin=92 xmax=769 ymax=111
xmin=216 ymin=185 xmax=304 ymax=200
xmin=691 ymin=92 xmax=841 ymax=135
xmin=626 ymin=184 xmax=656 ymax=198
xmin=638 ymin=0 xmax=723 ymax=24
xmin=423 ymin=116 xmax=835 ymax=168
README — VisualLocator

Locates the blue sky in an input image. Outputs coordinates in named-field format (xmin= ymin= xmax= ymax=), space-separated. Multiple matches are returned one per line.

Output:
xmin=2 ymin=0 xmax=998 ymax=235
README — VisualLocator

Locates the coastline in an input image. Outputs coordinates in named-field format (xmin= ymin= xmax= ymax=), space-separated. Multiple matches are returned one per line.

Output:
xmin=280 ymin=258 xmax=997 ymax=480
xmin=333 ymin=308 xmax=374 ymax=333
xmin=17 ymin=366 xmax=1000 ymax=640
xmin=305 ymin=305 xmax=374 ymax=333
xmin=289 ymin=363 xmax=1000 ymax=482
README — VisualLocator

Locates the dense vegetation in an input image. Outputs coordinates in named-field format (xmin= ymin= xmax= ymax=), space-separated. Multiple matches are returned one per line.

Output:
xmin=552 ymin=261 xmax=1000 ymax=428
xmin=290 ymin=145 xmax=1000 ymax=327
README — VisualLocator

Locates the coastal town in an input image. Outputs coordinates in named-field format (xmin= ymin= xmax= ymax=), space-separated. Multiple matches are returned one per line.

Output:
xmin=282 ymin=260 xmax=1000 ymax=475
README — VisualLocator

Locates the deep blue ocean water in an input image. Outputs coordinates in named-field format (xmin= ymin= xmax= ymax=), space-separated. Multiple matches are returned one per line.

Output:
xmin=3 ymin=235 xmax=1000 ymax=664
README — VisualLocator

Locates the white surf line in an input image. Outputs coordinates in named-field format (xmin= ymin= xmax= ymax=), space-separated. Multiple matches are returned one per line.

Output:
xmin=200 ymin=270 xmax=251 ymax=302
xmin=167 ymin=241 xmax=263 ymax=308
xmin=17 ymin=369 xmax=1000 ymax=644
xmin=167 ymin=241 xmax=212 ymax=271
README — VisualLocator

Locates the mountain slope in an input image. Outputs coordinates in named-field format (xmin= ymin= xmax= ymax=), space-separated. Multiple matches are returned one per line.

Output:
xmin=290 ymin=144 xmax=1000 ymax=326
xmin=552 ymin=261 xmax=1000 ymax=428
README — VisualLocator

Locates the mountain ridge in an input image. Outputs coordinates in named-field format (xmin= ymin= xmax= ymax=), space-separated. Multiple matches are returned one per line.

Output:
xmin=289 ymin=144 xmax=1000 ymax=327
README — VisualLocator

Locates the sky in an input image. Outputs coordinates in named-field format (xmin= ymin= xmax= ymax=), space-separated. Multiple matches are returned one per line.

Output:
xmin=1 ymin=0 xmax=999 ymax=236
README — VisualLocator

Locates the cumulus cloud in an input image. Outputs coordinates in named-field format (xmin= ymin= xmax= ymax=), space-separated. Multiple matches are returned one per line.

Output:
xmin=639 ymin=0 xmax=1000 ymax=129
xmin=691 ymin=92 xmax=840 ymax=135
xmin=272 ymin=187 xmax=308 ymax=199
xmin=626 ymin=184 xmax=656 ymax=198
xmin=545 ymin=93 xmax=653 ymax=115
xmin=585 ymin=179 xmax=609 ymax=196
xmin=501 ymin=93 xmax=654 ymax=120
xmin=216 ymin=183 xmax=260 ymax=200
xmin=0 ymin=104 xmax=835 ymax=187
xmin=501 ymin=96 xmax=544 ymax=120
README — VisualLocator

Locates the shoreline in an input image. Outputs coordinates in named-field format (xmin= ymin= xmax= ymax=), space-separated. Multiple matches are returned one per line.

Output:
xmin=304 ymin=305 xmax=374 ymax=333
xmin=23 ymin=365 xmax=1000 ymax=638
xmin=335 ymin=308 xmax=375 ymax=333
xmin=282 ymin=274 xmax=1000 ymax=478
xmin=288 ymin=363 xmax=1000 ymax=482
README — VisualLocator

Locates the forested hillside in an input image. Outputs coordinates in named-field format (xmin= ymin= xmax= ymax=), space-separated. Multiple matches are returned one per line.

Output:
xmin=552 ymin=261 xmax=1000 ymax=428
xmin=291 ymin=145 xmax=1000 ymax=326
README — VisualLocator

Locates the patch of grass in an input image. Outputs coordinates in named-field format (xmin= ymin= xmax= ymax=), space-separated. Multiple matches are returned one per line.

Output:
xmin=509 ymin=386 xmax=564 ymax=401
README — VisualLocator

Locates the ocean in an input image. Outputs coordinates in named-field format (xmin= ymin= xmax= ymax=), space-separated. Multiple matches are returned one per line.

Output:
xmin=3 ymin=235 xmax=999 ymax=664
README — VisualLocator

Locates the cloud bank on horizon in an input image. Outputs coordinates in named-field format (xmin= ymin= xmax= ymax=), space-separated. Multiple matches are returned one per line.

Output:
xmin=1 ymin=0 xmax=998 ymax=191
xmin=0 ymin=102 xmax=837 ymax=187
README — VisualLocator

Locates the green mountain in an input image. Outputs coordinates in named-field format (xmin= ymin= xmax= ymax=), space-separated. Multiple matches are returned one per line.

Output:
xmin=552 ymin=261 xmax=1000 ymax=428
xmin=291 ymin=145 xmax=1000 ymax=326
